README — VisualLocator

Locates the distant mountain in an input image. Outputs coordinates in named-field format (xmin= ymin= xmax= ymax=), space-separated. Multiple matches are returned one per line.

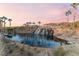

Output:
xmin=44 ymin=22 xmax=71 ymax=26
xmin=44 ymin=21 xmax=79 ymax=28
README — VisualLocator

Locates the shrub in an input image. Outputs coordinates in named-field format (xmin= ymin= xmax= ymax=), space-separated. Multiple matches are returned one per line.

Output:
xmin=53 ymin=46 xmax=67 ymax=56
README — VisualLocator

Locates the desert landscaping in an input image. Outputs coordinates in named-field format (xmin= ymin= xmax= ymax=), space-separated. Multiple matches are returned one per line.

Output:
xmin=0 ymin=3 xmax=79 ymax=56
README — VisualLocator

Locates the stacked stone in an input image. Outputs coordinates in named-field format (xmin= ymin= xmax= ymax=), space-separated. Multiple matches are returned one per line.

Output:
xmin=34 ymin=26 xmax=54 ymax=38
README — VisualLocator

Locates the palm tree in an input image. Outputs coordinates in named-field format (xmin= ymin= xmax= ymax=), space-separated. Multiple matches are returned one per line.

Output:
xmin=0 ymin=17 xmax=3 ymax=32
xmin=71 ymin=3 xmax=79 ymax=31
xmin=0 ymin=17 xmax=3 ymax=25
xmin=8 ymin=19 xmax=12 ymax=27
xmin=1 ymin=16 xmax=7 ymax=33
xmin=23 ymin=23 xmax=26 ymax=26
xmin=26 ymin=22 xmax=31 ymax=25
xmin=38 ymin=21 xmax=41 ymax=26
xmin=65 ymin=10 xmax=72 ymax=23
xmin=33 ymin=22 xmax=35 ymax=25
xmin=65 ymin=10 xmax=72 ymax=32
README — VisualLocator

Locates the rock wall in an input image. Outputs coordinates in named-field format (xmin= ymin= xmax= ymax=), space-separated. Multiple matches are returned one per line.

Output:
xmin=34 ymin=26 xmax=54 ymax=36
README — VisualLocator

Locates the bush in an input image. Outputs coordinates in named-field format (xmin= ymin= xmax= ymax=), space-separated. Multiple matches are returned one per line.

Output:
xmin=53 ymin=46 xmax=67 ymax=56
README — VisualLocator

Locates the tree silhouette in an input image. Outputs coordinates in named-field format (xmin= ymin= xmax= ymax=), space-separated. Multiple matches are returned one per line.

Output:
xmin=0 ymin=17 xmax=3 ymax=32
xmin=33 ymin=22 xmax=35 ymax=25
xmin=8 ymin=19 xmax=12 ymax=27
xmin=71 ymin=3 xmax=79 ymax=31
xmin=65 ymin=10 xmax=71 ymax=23
xmin=38 ymin=21 xmax=41 ymax=26
xmin=1 ymin=16 xmax=7 ymax=33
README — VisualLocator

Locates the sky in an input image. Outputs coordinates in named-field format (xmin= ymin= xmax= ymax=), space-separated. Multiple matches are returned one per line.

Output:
xmin=0 ymin=3 xmax=79 ymax=26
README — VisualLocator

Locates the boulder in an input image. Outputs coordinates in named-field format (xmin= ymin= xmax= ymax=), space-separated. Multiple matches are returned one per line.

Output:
xmin=34 ymin=26 xmax=54 ymax=37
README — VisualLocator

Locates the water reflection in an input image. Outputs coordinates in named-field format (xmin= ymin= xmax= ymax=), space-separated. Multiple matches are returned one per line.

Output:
xmin=9 ymin=34 xmax=61 ymax=48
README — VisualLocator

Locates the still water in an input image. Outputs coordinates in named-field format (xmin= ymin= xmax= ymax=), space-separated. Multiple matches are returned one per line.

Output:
xmin=8 ymin=34 xmax=62 ymax=48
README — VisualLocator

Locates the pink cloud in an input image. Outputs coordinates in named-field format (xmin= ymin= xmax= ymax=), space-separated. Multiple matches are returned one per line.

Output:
xmin=0 ymin=3 xmax=79 ymax=26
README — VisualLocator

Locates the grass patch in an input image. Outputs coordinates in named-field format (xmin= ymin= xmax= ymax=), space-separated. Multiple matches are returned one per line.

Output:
xmin=53 ymin=46 xmax=67 ymax=56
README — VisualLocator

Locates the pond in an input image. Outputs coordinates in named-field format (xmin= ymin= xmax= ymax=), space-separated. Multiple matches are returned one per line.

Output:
xmin=7 ymin=34 xmax=63 ymax=48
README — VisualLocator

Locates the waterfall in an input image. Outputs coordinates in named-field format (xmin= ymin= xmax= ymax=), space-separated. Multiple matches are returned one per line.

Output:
xmin=34 ymin=28 xmax=41 ymax=34
xmin=34 ymin=26 xmax=53 ymax=36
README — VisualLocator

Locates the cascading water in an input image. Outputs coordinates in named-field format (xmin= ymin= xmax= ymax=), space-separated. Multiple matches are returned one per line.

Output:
xmin=34 ymin=27 xmax=52 ymax=36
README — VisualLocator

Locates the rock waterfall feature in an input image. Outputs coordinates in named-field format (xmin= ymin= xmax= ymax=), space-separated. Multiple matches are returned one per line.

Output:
xmin=34 ymin=26 xmax=54 ymax=37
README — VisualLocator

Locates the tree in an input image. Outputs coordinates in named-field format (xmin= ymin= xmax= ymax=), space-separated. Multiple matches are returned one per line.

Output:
xmin=65 ymin=10 xmax=71 ymax=23
xmin=26 ymin=22 xmax=31 ymax=25
xmin=23 ymin=23 xmax=26 ymax=26
xmin=71 ymin=3 xmax=79 ymax=31
xmin=1 ymin=16 xmax=7 ymax=33
xmin=0 ymin=17 xmax=3 ymax=26
xmin=38 ymin=21 xmax=41 ymax=26
xmin=0 ymin=17 xmax=3 ymax=32
xmin=33 ymin=22 xmax=35 ymax=25
xmin=8 ymin=19 xmax=12 ymax=27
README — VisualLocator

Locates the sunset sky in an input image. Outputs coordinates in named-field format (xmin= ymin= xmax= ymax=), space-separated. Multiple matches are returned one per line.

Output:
xmin=0 ymin=3 xmax=79 ymax=26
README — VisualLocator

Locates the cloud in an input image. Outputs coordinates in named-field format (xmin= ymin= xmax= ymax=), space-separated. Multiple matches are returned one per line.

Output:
xmin=0 ymin=3 xmax=78 ymax=26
